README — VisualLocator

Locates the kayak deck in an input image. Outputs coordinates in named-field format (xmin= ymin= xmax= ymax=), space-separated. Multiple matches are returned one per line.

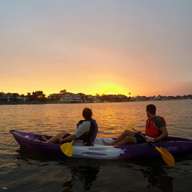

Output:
xmin=10 ymin=130 xmax=192 ymax=160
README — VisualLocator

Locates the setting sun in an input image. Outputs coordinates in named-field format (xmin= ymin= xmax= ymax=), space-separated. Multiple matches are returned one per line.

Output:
xmin=87 ymin=82 xmax=131 ymax=96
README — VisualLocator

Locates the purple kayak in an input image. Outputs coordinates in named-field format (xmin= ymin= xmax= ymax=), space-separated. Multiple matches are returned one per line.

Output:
xmin=10 ymin=130 xmax=192 ymax=160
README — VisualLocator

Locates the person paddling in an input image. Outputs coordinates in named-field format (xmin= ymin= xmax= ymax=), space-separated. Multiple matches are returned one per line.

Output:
xmin=46 ymin=108 xmax=98 ymax=146
xmin=110 ymin=104 xmax=168 ymax=147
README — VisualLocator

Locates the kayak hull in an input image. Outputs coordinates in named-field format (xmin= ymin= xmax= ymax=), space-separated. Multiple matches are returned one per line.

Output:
xmin=10 ymin=130 xmax=192 ymax=160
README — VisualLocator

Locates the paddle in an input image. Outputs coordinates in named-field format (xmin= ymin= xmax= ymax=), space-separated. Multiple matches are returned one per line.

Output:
xmin=132 ymin=129 xmax=175 ymax=167
xmin=60 ymin=141 xmax=73 ymax=157
xmin=149 ymin=143 xmax=175 ymax=167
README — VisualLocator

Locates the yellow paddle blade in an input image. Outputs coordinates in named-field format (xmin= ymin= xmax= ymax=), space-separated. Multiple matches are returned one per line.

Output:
xmin=60 ymin=142 xmax=73 ymax=157
xmin=155 ymin=146 xmax=175 ymax=167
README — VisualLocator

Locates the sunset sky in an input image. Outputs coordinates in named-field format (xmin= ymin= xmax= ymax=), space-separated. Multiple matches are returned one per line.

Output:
xmin=0 ymin=0 xmax=192 ymax=96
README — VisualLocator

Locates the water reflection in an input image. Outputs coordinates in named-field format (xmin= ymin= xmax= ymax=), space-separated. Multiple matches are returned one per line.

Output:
xmin=10 ymin=147 xmax=174 ymax=192
xmin=141 ymin=165 xmax=173 ymax=192
xmin=62 ymin=160 xmax=100 ymax=192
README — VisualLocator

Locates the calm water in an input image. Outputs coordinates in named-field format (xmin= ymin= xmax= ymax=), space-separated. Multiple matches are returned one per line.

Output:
xmin=0 ymin=100 xmax=192 ymax=192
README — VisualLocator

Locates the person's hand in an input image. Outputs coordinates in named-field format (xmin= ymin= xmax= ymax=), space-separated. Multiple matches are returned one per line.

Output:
xmin=145 ymin=136 xmax=155 ymax=143
xmin=59 ymin=138 xmax=64 ymax=143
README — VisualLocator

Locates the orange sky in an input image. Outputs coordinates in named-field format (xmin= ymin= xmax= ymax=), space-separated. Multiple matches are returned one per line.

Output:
xmin=0 ymin=1 xmax=192 ymax=96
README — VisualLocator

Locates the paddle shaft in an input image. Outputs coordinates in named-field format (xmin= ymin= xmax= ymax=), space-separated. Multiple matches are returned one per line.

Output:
xmin=132 ymin=130 xmax=175 ymax=167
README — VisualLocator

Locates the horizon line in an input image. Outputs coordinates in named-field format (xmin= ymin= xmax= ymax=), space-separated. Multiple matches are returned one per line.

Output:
xmin=0 ymin=90 xmax=192 ymax=97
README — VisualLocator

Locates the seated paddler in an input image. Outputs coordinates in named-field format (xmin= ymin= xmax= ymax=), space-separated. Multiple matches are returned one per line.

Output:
xmin=110 ymin=104 xmax=168 ymax=147
xmin=45 ymin=108 xmax=98 ymax=146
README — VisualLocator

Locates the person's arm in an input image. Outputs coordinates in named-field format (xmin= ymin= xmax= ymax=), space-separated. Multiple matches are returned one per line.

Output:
xmin=75 ymin=121 xmax=91 ymax=138
xmin=60 ymin=134 xmax=75 ymax=143
xmin=60 ymin=121 xmax=91 ymax=143
xmin=154 ymin=117 xmax=168 ymax=142
xmin=153 ymin=126 xmax=168 ymax=142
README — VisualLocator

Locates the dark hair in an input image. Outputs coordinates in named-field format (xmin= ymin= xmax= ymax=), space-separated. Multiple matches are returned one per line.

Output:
xmin=146 ymin=104 xmax=156 ymax=115
xmin=82 ymin=108 xmax=92 ymax=120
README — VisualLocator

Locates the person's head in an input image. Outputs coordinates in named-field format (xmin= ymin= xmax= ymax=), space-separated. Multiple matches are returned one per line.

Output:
xmin=146 ymin=104 xmax=156 ymax=118
xmin=82 ymin=108 xmax=92 ymax=120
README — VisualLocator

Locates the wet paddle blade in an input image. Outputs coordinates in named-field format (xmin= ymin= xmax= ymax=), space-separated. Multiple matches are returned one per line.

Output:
xmin=60 ymin=142 xmax=73 ymax=157
xmin=155 ymin=146 xmax=175 ymax=167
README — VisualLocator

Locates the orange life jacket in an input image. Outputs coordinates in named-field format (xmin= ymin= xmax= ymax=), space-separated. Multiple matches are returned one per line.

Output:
xmin=145 ymin=116 xmax=165 ymax=138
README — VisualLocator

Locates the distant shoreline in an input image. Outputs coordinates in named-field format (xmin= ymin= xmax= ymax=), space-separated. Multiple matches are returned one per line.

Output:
xmin=1 ymin=90 xmax=192 ymax=105
xmin=0 ymin=98 xmax=191 ymax=106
